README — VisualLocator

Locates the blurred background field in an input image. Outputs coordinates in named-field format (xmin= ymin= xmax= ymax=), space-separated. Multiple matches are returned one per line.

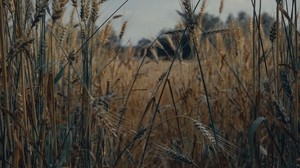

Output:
xmin=0 ymin=0 xmax=300 ymax=167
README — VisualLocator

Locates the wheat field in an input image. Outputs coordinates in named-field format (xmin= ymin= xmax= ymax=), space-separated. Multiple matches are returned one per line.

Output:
xmin=0 ymin=0 xmax=299 ymax=167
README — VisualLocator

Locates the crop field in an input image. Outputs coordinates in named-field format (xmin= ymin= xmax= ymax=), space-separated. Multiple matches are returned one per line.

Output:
xmin=0 ymin=0 xmax=300 ymax=167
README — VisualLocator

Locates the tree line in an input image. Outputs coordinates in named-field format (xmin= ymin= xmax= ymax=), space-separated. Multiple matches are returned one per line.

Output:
xmin=133 ymin=11 xmax=275 ymax=59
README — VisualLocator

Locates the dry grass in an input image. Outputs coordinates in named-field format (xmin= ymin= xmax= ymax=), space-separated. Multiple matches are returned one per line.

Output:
xmin=0 ymin=0 xmax=299 ymax=167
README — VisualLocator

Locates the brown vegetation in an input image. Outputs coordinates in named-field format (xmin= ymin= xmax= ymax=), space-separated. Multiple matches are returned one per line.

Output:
xmin=0 ymin=0 xmax=299 ymax=167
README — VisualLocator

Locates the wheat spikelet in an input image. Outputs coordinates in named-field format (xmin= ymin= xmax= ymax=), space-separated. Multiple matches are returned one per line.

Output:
xmin=80 ymin=22 xmax=86 ymax=39
xmin=58 ymin=25 xmax=67 ymax=44
xmin=113 ymin=14 xmax=123 ymax=19
xmin=202 ymin=28 xmax=230 ymax=36
xmin=16 ymin=93 xmax=24 ymax=114
xmin=67 ymin=50 xmax=76 ymax=64
xmin=72 ymin=0 xmax=77 ymax=7
xmin=122 ymin=45 xmax=134 ymax=64
xmin=259 ymin=145 xmax=268 ymax=156
xmin=100 ymin=21 xmax=112 ymax=44
xmin=190 ymin=28 xmax=199 ymax=48
xmin=248 ymin=18 xmax=253 ymax=35
xmin=280 ymin=69 xmax=294 ymax=110
xmin=155 ymin=144 xmax=198 ymax=167
xmin=149 ymin=46 xmax=159 ymax=63
xmin=7 ymin=0 xmax=15 ymax=13
xmin=91 ymin=93 xmax=122 ymax=140
xmin=119 ymin=21 xmax=128 ymax=40
xmin=176 ymin=21 xmax=185 ymax=30
xmin=259 ymin=19 xmax=265 ymax=39
xmin=181 ymin=0 xmax=193 ymax=25
xmin=269 ymin=21 xmax=277 ymax=43
xmin=165 ymin=35 xmax=176 ymax=53
xmin=273 ymin=99 xmax=290 ymax=125
xmin=198 ymin=0 xmax=207 ymax=25
xmin=194 ymin=120 xmax=216 ymax=144
xmin=69 ymin=7 xmax=76 ymax=27
xmin=25 ymin=0 xmax=33 ymax=24
xmin=233 ymin=24 xmax=243 ymax=56
xmin=131 ymin=126 xmax=146 ymax=142
xmin=3 ymin=0 xmax=14 ymax=13
xmin=219 ymin=0 xmax=224 ymax=14
xmin=164 ymin=148 xmax=193 ymax=164
xmin=80 ymin=0 xmax=86 ymax=20
xmin=164 ymin=29 xmax=184 ymax=35
xmin=194 ymin=119 xmax=244 ymax=156
xmin=154 ymin=39 xmax=164 ymax=50
xmin=91 ymin=0 xmax=100 ymax=23
xmin=215 ymin=32 xmax=222 ymax=49
xmin=80 ymin=0 xmax=90 ymax=22
xmin=154 ymin=39 xmax=172 ymax=60
xmin=52 ymin=0 xmax=63 ymax=22
xmin=66 ymin=9 xmax=76 ymax=49
xmin=7 ymin=37 xmax=35 ymax=60
xmin=32 ymin=0 xmax=49 ymax=28
xmin=61 ymin=0 xmax=69 ymax=5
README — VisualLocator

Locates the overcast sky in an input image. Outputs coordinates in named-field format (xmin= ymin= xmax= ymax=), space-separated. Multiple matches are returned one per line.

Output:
xmin=98 ymin=0 xmax=293 ymax=45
